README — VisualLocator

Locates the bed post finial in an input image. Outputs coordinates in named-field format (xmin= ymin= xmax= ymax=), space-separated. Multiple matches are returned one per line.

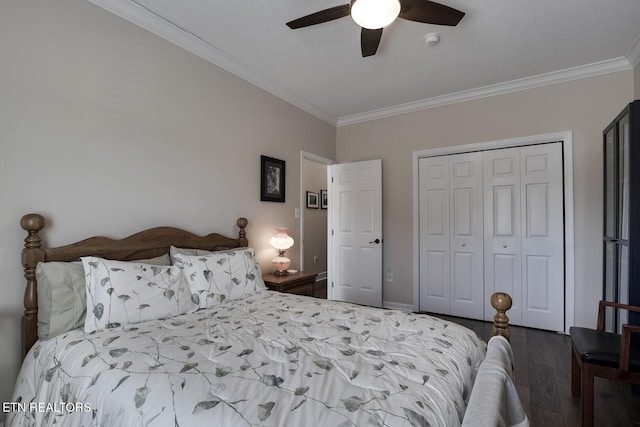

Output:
xmin=237 ymin=217 xmax=248 ymax=247
xmin=21 ymin=214 xmax=45 ymax=244
xmin=491 ymin=292 xmax=512 ymax=341
xmin=21 ymin=213 xmax=45 ymax=359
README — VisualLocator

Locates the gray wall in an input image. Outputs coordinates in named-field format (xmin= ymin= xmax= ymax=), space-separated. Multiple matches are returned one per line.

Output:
xmin=302 ymin=159 xmax=328 ymax=276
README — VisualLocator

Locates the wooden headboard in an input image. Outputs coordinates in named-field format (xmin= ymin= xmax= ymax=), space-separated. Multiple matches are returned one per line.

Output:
xmin=20 ymin=213 xmax=248 ymax=359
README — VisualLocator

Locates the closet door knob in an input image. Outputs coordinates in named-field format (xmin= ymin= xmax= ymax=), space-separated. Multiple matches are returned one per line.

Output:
xmin=461 ymin=243 xmax=466 ymax=247
xmin=369 ymin=238 xmax=381 ymax=244
xmin=503 ymin=244 xmax=507 ymax=248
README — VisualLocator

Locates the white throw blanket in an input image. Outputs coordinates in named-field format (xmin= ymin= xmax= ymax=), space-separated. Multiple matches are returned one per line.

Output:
xmin=462 ymin=335 xmax=529 ymax=427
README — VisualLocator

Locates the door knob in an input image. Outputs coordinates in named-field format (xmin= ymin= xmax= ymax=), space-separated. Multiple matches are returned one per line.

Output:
xmin=369 ymin=238 xmax=381 ymax=244
xmin=503 ymin=244 xmax=507 ymax=248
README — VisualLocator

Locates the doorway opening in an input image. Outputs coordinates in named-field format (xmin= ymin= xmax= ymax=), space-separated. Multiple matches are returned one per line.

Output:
xmin=300 ymin=151 xmax=335 ymax=298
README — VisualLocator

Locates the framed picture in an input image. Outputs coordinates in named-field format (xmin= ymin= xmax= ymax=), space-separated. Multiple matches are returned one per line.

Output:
xmin=320 ymin=189 xmax=328 ymax=209
xmin=261 ymin=155 xmax=286 ymax=202
xmin=306 ymin=191 xmax=319 ymax=209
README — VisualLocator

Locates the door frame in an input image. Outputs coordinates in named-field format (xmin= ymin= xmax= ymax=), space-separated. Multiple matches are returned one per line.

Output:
xmin=299 ymin=151 xmax=336 ymax=273
xmin=412 ymin=131 xmax=575 ymax=333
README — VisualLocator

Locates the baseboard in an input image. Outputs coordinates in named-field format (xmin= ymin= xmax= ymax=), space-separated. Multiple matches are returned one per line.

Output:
xmin=382 ymin=301 xmax=414 ymax=312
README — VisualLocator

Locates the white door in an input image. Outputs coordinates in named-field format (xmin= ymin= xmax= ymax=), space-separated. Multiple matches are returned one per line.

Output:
xmin=449 ymin=153 xmax=484 ymax=319
xmin=483 ymin=147 xmax=523 ymax=324
xmin=329 ymin=160 xmax=383 ymax=307
xmin=520 ymin=143 xmax=564 ymax=330
xmin=419 ymin=153 xmax=484 ymax=319
xmin=484 ymin=143 xmax=564 ymax=331
xmin=419 ymin=156 xmax=451 ymax=315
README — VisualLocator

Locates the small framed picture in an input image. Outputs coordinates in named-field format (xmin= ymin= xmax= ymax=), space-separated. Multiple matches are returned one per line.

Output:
xmin=261 ymin=155 xmax=285 ymax=203
xmin=306 ymin=191 xmax=319 ymax=209
xmin=320 ymin=189 xmax=328 ymax=209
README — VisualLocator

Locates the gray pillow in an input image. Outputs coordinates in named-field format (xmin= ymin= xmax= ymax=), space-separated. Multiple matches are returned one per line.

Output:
xmin=36 ymin=253 xmax=170 ymax=339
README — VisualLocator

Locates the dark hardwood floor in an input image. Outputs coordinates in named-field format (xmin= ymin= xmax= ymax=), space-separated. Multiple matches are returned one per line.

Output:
xmin=436 ymin=315 xmax=640 ymax=427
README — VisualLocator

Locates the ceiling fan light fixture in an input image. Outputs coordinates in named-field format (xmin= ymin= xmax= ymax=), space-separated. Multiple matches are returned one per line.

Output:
xmin=351 ymin=0 xmax=401 ymax=29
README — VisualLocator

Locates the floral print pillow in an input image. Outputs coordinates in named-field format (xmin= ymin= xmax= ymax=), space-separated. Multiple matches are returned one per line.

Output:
xmin=172 ymin=248 xmax=266 ymax=310
xmin=82 ymin=257 xmax=196 ymax=333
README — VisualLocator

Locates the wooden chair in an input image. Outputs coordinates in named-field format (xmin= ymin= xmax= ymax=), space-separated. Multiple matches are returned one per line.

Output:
xmin=570 ymin=301 xmax=640 ymax=426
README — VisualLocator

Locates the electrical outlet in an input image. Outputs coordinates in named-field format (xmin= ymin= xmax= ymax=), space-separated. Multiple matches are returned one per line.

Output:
xmin=386 ymin=271 xmax=393 ymax=282
xmin=313 ymin=255 xmax=319 ymax=264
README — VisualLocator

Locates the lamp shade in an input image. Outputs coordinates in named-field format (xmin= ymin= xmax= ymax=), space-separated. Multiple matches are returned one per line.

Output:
xmin=269 ymin=228 xmax=294 ymax=251
xmin=270 ymin=228 xmax=294 ymax=275
xmin=351 ymin=0 xmax=401 ymax=29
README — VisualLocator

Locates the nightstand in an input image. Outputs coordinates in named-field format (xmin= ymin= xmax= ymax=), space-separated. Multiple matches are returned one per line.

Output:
xmin=262 ymin=271 xmax=319 ymax=297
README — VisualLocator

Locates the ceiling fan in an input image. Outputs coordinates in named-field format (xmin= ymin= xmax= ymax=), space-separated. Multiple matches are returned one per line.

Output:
xmin=286 ymin=0 xmax=465 ymax=57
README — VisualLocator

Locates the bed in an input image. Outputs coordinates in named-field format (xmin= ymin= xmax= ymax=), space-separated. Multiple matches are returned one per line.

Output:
xmin=8 ymin=213 xmax=526 ymax=427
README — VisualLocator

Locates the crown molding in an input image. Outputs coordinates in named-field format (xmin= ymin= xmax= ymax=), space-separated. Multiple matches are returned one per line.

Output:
xmin=337 ymin=57 xmax=633 ymax=127
xmin=89 ymin=0 xmax=338 ymax=125
xmin=89 ymin=1 xmax=637 ymax=130
xmin=627 ymin=33 xmax=640 ymax=67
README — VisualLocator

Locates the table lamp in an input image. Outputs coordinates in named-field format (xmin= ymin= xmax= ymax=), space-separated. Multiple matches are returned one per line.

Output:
xmin=270 ymin=227 xmax=294 ymax=276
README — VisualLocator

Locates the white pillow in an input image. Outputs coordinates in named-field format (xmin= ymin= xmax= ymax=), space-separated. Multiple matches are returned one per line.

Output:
xmin=172 ymin=248 xmax=266 ymax=310
xmin=82 ymin=257 xmax=196 ymax=333
xmin=169 ymin=245 xmax=221 ymax=263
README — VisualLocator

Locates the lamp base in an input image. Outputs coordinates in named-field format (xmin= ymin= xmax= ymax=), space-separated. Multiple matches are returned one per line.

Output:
xmin=272 ymin=255 xmax=291 ymax=275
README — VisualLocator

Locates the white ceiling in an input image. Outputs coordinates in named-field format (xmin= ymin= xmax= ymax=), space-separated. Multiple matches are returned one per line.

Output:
xmin=91 ymin=0 xmax=640 ymax=126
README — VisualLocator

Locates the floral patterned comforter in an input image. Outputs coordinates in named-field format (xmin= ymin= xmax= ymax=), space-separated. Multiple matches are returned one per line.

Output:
xmin=9 ymin=291 xmax=486 ymax=427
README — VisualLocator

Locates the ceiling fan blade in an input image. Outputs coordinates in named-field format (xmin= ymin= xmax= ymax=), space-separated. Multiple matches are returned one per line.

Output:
xmin=361 ymin=28 xmax=383 ymax=57
xmin=286 ymin=4 xmax=351 ymax=29
xmin=399 ymin=0 xmax=465 ymax=26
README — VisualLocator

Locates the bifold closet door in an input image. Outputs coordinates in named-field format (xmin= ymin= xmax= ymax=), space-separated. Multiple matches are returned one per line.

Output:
xmin=484 ymin=143 xmax=564 ymax=331
xmin=482 ymin=147 xmax=523 ymax=324
xmin=419 ymin=153 xmax=484 ymax=319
